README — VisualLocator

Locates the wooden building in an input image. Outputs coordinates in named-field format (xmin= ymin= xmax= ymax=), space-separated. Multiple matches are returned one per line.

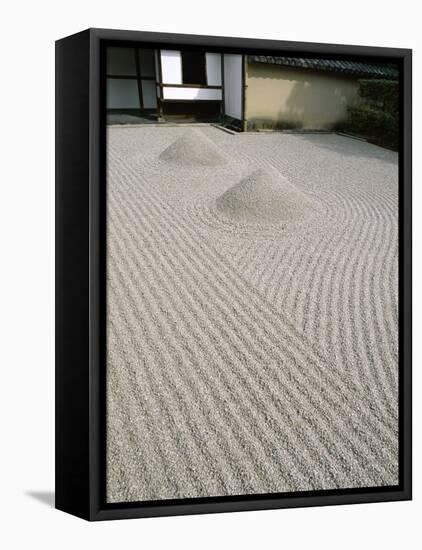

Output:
xmin=106 ymin=47 xmax=243 ymax=125
xmin=106 ymin=47 xmax=397 ymax=131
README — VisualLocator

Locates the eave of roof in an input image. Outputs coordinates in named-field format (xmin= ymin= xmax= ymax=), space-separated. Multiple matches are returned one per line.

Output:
xmin=248 ymin=56 xmax=399 ymax=79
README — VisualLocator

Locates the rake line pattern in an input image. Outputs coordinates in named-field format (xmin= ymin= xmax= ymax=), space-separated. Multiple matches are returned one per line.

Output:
xmin=106 ymin=127 xmax=399 ymax=503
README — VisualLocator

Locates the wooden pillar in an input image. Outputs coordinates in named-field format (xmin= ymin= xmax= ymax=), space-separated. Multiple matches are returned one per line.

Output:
xmin=156 ymin=49 xmax=164 ymax=121
xmin=242 ymin=54 xmax=248 ymax=132
xmin=220 ymin=53 xmax=225 ymax=123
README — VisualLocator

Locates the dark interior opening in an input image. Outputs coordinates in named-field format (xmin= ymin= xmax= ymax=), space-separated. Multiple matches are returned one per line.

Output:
xmin=181 ymin=51 xmax=207 ymax=85
xmin=162 ymin=101 xmax=221 ymax=122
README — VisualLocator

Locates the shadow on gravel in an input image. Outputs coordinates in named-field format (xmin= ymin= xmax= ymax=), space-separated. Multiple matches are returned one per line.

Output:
xmin=298 ymin=134 xmax=398 ymax=164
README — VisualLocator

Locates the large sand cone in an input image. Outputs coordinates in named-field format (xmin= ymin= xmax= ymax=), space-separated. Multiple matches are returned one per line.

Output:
xmin=159 ymin=128 xmax=228 ymax=167
xmin=216 ymin=166 xmax=314 ymax=223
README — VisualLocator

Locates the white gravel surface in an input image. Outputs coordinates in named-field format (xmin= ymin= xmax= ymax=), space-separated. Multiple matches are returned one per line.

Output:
xmin=106 ymin=126 xmax=399 ymax=503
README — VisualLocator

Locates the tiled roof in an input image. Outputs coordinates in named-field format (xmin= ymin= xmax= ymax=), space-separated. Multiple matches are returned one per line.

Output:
xmin=248 ymin=56 xmax=399 ymax=79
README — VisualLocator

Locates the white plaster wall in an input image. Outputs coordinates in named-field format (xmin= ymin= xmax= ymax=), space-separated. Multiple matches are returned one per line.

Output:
xmin=206 ymin=53 xmax=222 ymax=86
xmin=224 ymin=54 xmax=243 ymax=120
xmin=162 ymin=87 xmax=222 ymax=100
xmin=160 ymin=50 xmax=182 ymax=84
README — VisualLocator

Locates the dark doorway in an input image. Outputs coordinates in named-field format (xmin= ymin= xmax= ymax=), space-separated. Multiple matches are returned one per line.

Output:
xmin=181 ymin=51 xmax=207 ymax=85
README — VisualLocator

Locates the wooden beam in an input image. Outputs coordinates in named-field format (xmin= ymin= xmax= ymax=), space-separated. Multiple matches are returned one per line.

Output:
xmin=160 ymin=99 xmax=221 ymax=103
xmin=158 ymin=83 xmax=222 ymax=90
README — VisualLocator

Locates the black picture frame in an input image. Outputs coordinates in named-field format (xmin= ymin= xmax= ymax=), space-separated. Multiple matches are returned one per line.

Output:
xmin=55 ymin=28 xmax=412 ymax=521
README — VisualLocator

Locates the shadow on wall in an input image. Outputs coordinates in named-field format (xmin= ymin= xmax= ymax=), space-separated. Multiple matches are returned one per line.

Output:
xmin=283 ymin=79 xmax=352 ymax=128
xmin=247 ymin=71 xmax=359 ymax=131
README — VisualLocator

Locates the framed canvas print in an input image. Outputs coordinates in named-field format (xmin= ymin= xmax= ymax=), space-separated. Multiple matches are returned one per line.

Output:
xmin=55 ymin=28 xmax=412 ymax=521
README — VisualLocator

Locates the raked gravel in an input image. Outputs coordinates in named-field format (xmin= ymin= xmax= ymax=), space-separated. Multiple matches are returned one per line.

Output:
xmin=106 ymin=126 xmax=398 ymax=503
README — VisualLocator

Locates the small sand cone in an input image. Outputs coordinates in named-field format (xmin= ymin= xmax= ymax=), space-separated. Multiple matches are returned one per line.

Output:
xmin=216 ymin=166 xmax=314 ymax=223
xmin=159 ymin=128 xmax=228 ymax=167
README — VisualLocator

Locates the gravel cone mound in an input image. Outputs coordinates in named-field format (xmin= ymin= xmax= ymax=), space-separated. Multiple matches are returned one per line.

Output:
xmin=216 ymin=166 xmax=314 ymax=224
xmin=159 ymin=128 xmax=228 ymax=167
